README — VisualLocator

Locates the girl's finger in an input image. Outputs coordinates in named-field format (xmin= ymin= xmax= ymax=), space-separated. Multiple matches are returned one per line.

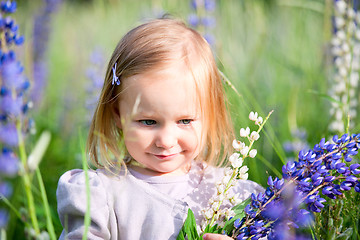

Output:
xmin=203 ymin=233 xmax=233 ymax=240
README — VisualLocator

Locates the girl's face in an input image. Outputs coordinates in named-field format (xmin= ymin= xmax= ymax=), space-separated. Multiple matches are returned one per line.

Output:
xmin=117 ymin=61 xmax=204 ymax=176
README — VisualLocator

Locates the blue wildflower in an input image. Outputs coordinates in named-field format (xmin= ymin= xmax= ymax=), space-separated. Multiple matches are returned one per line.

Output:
xmin=0 ymin=181 xmax=12 ymax=198
xmin=0 ymin=1 xmax=34 ymax=231
xmin=230 ymin=133 xmax=360 ymax=239
xmin=0 ymin=148 xmax=18 ymax=176
xmin=188 ymin=0 xmax=216 ymax=48
xmin=84 ymin=47 xmax=105 ymax=125
xmin=0 ymin=209 xmax=9 ymax=228
xmin=31 ymin=0 xmax=63 ymax=106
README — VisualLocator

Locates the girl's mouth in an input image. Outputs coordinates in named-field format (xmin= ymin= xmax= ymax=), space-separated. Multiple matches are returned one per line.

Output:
xmin=153 ymin=153 xmax=178 ymax=160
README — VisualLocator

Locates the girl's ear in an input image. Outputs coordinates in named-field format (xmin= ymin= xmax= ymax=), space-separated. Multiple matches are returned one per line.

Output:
xmin=112 ymin=102 xmax=122 ymax=129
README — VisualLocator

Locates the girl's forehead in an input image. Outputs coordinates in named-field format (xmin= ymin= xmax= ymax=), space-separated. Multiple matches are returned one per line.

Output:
xmin=118 ymin=61 xmax=203 ymax=114
xmin=124 ymin=60 xmax=196 ymax=89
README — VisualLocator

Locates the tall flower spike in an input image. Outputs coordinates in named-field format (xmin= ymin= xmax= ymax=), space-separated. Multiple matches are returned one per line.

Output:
xmin=231 ymin=133 xmax=360 ymax=240
xmin=199 ymin=111 xmax=272 ymax=232
xmin=112 ymin=62 xmax=120 ymax=85
xmin=328 ymin=0 xmax=360 ymax=133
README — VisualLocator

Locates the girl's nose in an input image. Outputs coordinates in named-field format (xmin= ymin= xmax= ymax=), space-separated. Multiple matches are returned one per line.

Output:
xmin=155 ymin=126 xmax=177 ymax=149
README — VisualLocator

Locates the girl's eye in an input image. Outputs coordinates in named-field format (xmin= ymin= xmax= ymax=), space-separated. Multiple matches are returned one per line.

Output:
xmin=139 ymin=120 xmax=156 ymax=126
xmin=179 ymin=119 xmax=192 ymax=125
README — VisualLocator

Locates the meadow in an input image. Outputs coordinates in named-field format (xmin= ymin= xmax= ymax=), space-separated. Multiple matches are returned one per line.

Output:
xmin=1 ymin=0 xmax=359 ymax=239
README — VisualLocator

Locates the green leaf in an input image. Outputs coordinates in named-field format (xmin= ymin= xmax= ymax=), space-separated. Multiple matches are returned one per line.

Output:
xmin=222 ymin=198 xmax=251 ymax=235
xmin=306 ymin=89 xmax=343 ymax=105
xmin=177 ymin=209 xmax=200 ymax=240
xmin=336 ymin=228 xmax=353 ymax=240
xmin=202 ymin=224 xmax=222 ymax=234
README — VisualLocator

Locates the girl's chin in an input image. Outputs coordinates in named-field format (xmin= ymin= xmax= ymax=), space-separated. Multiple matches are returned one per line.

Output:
xmin=130 ymin=163 xmax=190 ymax=176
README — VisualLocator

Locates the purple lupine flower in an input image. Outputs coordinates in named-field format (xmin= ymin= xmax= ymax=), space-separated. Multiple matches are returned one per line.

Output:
xmin=84 ymin=47 xmax=105 ymax=125
xmin=0 ymin=208 xmax=9 ymax=228
xmin=0 ymin=181 xmax=12 ymax=198
xmin=188 ymin=0 xmax=217 ymax=48
xmin=230 ymin=133 xmax=360 ymax=239
xmin=0 ymin=1 xmax=33 ymax=230
xmin=0 ymin=123 xmax=18 ymax=146
xmin=0 ymin=148 xmax=18 ymax=176
xmin=31 ymin=0 xmax=63 ymax=106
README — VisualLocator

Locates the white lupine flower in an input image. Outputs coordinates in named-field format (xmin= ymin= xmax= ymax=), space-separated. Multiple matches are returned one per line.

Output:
xmin=350 ymin=98 xmax=358 ymax=107
xmin=336 ymin=30 xmax=346 ymax=40
xmin=332 ymin=37 xmax=342 ymax=46
xmin=240 ymin=146 xmax=249 ymax=156
xmin=350 ymin=72 xmax=359 ymax=86
xmin=201 ymin=219 xmax=208 ymax=231
xmin=208 ymin=196 xmax=215 ymax=205
xmin=229 ymin=152 xmax=240 ymax=162
xmin=356 ymin=29 xmax=360 ymax=40
xmin=335 ymin=17 xmax=346 ymax=28
xmin=350 ymin=109 xmax=357 ymax=117
xmin=249 ymin=149 xmax=258 ymax=158
xmin=224 ymin=167 xmax=233 ymax=176
xmin=233 ymin=140 xmax=246 ymax=152
xmin=350 ymin=89 xmax=356 ymax=97
xmin=211 ymin=195 xmax=220 ymax=205
xmin=348 ymin=21 xmax=356 ymax=34
xmin=232 ymin=139 xmax=241 ymax=151
xmin=224 ymin=208 xmax=235 ymax=219
xmin=335 ymin=57 xmax=343 ymax=67
xmin=332 ymin=46 xmax=343 ymax=56
xmin=250 ymin=131 xmax=260 ymax=141
xmin=249 ymin=111 xmax=258 ymax=121
xmin=229 ymin=153 xmax=243 ymax=168
xmin=216 ymin=183 xmax=226 ymax=194
xmin=338 ymin=66 xmax=347 ymax=77
xmin=202 ymin=208 xmax=214 ymax=220
xmin=239 ymin=165 xmax=249 ymax=175
xmin=348 ymin=8 xmax=356 ymax=19
xmin=230 ymin=158 xmax=243 ymax=169
xmin=230 ymin=193 xmax=242 ymax=205
xmin=196 ymin=225 xmax=202 ymax=235
xmin=255 ymin=116 xmax=263 ymax=125
xmin=240 ymin=172 xmax=249 ymax=180
xmin=328 ymin=0 xmax=359 ymax=132
xmin=222 ymin=175 xmax=231 ymax=185
xmin=342 ymin=43 xmax=350 ymax=53
xmin=239 ymin=127 xmax=250 ymax=137
xmin=334 ymin=82 xmax=346 ymax=93
xmin=335 ymin=0 xmax=347 ymax=15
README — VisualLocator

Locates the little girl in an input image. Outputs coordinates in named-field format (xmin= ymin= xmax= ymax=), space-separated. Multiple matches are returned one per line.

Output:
xmin=56 ymin=18 xmax=263 ymax=240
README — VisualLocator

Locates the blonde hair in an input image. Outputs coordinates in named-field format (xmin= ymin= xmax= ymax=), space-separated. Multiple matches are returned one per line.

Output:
xmin=87 ymin=18 xmax=234 ymax=170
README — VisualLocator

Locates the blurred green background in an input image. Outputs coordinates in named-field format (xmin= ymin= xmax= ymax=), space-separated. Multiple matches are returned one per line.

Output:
xmin=4 ymin=0 xmax=359 ymax=238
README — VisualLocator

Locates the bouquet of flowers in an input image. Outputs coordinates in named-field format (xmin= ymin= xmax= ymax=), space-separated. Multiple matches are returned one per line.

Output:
xmin=178 ymin=111 xmax=360 ymax=240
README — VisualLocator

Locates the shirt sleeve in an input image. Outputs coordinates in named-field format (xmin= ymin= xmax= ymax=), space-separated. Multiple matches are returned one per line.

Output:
xmin=56 ymin=169 xmax=111 ymax=240
xmin=233 ymin=179 xmax=265 ymax=201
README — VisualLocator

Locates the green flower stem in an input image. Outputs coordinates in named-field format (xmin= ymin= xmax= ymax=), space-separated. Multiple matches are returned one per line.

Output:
xmin=208 ymin=111 xmax=273 ymax=227
xmin=1 ymin=229 xmax=6 ymax=240
xmin=0 ymin=194 xmax=30 ymax=228
xmin=16 ymin=120 xmax=40 ymax=234
xmin=79 ymin=132 xmax=91 ymax=240
xmin=36 ymin=168 xmax=56 ymax=240
xmin=219 ymin=70 xmax=242 ymax=98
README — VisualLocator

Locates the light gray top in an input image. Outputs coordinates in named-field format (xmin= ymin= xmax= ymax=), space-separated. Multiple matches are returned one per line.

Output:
xmin=56 ymin=161 xmax=264 ymax=240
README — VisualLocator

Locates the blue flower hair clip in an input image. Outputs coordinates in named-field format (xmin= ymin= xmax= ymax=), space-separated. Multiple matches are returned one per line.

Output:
xmin=112 ymin=62 xmax=121 ymax=85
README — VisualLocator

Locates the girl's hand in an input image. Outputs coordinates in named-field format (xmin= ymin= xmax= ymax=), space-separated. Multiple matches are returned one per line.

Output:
xmin=203 ymin=233 xmax=233 ymax=240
